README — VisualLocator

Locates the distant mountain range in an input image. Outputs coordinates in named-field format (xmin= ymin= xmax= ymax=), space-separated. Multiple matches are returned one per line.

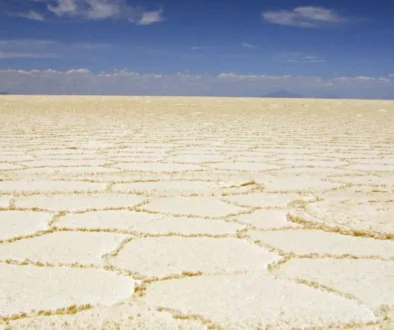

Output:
xmin=0 ymin=92 xmax=9 ymax=95
xmin=381 ymin=94 xmax=394 ymax=100
xmin=262 ymin=90 xmax=345 ymax=100
xmin=262 ymin=90 xmax=394 ymax=100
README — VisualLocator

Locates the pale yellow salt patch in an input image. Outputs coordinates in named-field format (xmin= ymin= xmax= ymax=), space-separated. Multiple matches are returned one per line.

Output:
xmin=20 ymin=159 xmax=108 ymax=167
xmin=0 ymin=163 xmax=24 ymax=170
xmin=0 ymin=264 xmax=134 ymax=318
xmin=43 ymin=154 xmax=107 ymax=160
xmin=350 ymin=158 xmax=394 ymax=165
xmin=110 ymin=237 xmax=281 ymax=277
xmin=0 ymin=211 xmax=51 ymax=241
xmin=345 ymin=164 xmax=394 ymax=171
xmin=235 ymin=209 xmax=300 ymax=229
xmin=330 ymin=175 xmax=394 ymax=187
xmin=305 ymin=201 xmax=394 ymax=235
xmin=320 ymin=186 xmax=393 ymax=202
xmin=136 ymin=215 xmax=244 ymax=235
xmin=113 ymin=162 xmax=202 ymax=172
xmin=224 ymin=192 xmax=315 ymax=208
xmin=267 ymin=167 xmax=358 ymax=176
xmin=166 ymin=154 xmax=228 ymax=163
xmin=107 ymin=155 xmax=165 ymax=162
xmin=0 ymin=155 xmax=34 ymax=162
xmin=30 ymin=149 xmax=98 ymax=156
xmin=142 ymin=272 xmax=376 ymax=328
xmin=0 ymin=231 xmax=129 ymax=265
xmin=276 ymin=258 xmax=394 ymax=310
xmin=160 ymin=170 xmax=255 ymax=183
xmin=8 ymin=302 xmax=207 ymax=330
xmin=0 ymin=196 xmax=11 ymax=208
xmin=142 ymin=197 xmax=246 ymax=217
xmin=112 ymin=180 xmax=223 ymax=196
xmin=248 ymin=229 xmax=394 ymax=258
xmin=13 ymin=167 xmax=119 ymax=175
xmin=274 ymin=159 xmax=349 ymax=167
xmin=206 ymin=162 xmax=280 ymax=171
xmin=15 ymin=194 xmax=145 ymax=212
xmin=0 ymin=180 xmax=106 ymax=194
xmin=57 ymin=211 xmax=243 ymax=235
xmin=257 ymin=176 xmax=342 ymax=192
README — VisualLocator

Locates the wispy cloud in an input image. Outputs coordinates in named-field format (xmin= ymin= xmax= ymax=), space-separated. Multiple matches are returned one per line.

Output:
xmin=241 ymin=42 xmax=258 ymax=49
xmin=277 ymin=52 xmax=326 ymax=63
xmin=262 ymin=6 xmax=348 ymax=28
xmin=0 ymin=39 xmax=111 ymax=60
xmin=41 ymin=0 xmax=164 ymax=25
xmin=8 ymin=10 xmax=45 ymax=21
xmin=0 ymin=51 xmax=58 ymax=59
xmin=73 ymin=42 xmax=111 ymax=50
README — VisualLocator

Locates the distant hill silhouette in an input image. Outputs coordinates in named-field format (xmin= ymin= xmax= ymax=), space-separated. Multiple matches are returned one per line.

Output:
xmin=380 ymin=94 xmax=394 ymax=100
xmin=262 ymin=90 xmax=304 ymax=98
xmin=0 ymin=92 xmax=9 ymax=95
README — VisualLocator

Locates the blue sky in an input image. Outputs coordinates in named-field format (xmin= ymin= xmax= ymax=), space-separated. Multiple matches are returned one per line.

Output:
xmin=0 ymin=0 xmax=393 ymax=98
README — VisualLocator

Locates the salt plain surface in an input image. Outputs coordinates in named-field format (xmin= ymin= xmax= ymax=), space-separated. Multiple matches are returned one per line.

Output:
xmin=0 ymin=96 xmax=393 ymax=329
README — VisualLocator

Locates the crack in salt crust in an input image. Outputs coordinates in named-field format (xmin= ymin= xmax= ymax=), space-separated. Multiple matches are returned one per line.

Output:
xmin=0 ymin=96 xmax=393 ymax=328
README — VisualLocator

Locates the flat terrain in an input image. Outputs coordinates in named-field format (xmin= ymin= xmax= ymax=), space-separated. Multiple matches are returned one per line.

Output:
xmin=0 ymin=96 xmax=393 ymax=329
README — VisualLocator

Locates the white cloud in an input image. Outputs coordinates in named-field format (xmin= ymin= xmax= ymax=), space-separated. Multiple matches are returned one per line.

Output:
xmin=262 ymin=6 xmax=348 ymax=28
xmin=8 ymin=10 xmax=45 ymax=21
xmin=43 ymin=0 xmax=164 ymax=24
xmin=137 ymin=9 xmax=164 ymax=25
xmin=241 ymin=42 xmax=257 ymax=49
xmin=0 ymin=69 xmax=392 ymax=99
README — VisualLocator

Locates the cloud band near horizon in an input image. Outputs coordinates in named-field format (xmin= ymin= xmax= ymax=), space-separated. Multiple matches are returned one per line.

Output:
xmin=0 ymin=69 xmax=392 ymax=99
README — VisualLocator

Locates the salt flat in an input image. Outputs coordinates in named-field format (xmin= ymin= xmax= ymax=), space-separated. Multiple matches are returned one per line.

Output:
xmin=0 ymin=95 xmax=393 ymax=329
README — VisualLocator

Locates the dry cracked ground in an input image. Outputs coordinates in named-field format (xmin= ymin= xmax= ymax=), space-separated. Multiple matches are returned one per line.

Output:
xmin=0 ymin=96 xmax=393 ymax=329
